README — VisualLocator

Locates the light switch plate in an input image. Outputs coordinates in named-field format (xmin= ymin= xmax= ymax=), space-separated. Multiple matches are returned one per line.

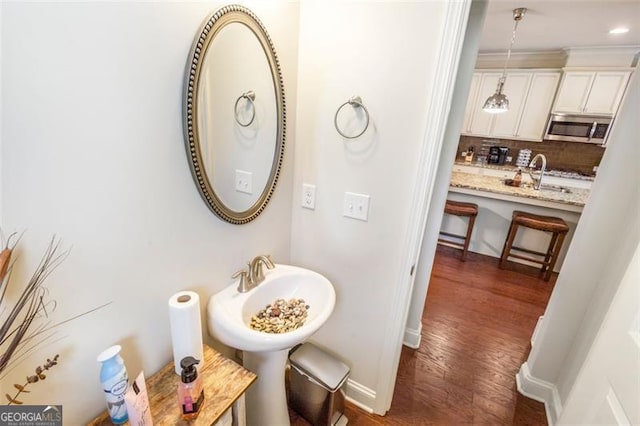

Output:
xmin=235 ymin=170 xmax=253 ymax=194
xmin=343 ymin=192 xmax=370 ymax=221
xmin=302 ymin=183 xmax=316 ymax=209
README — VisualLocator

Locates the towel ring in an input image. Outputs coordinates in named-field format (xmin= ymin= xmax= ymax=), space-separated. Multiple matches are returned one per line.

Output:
xmin=334 ymin=96 xmax=370 ymax=139
xmin=234 ymin=90 xmax=256 ymax=127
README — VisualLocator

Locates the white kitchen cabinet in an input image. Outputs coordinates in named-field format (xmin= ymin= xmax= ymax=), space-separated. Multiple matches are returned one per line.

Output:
xmin=517 ymin=72 xmax=561 ymax=140
xmin=461 ymin=73 xmax=481 ymax=133
xmin=462 ymin=69 xmax=561 ymax=142
xmin=491 ymin=72 xmax=532 ymax=139
xmin=465 ymin=72 xmax=502 ymax=136
xmin=551 ymin=72 xmax=594 ymax=113
xmin=584 ymin=72 xmax=631 ymax=114
xmin=552 ymin=70 xmax=632 ymax=115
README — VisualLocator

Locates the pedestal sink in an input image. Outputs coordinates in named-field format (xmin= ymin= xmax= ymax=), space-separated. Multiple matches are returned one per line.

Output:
xmin=207 ymin=264 xmax=336 ymax=426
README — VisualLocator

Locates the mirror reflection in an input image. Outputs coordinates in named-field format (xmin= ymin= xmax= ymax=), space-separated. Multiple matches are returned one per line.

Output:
xmin=197 ymin=22 xmax=277 ymax=213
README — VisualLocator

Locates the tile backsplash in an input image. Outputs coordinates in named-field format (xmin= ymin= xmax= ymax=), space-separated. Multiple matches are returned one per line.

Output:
xmin=457 ymin=136 xmax=605 ymax=176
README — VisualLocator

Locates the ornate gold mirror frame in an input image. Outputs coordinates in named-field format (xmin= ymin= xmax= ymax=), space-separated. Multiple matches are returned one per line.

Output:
xmin=183 ymin=4 xmax=285 ymax=224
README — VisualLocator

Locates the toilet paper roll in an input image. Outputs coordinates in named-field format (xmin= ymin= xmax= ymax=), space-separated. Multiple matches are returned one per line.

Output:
xmin=168 ymin=291 xmax=204 ymax=375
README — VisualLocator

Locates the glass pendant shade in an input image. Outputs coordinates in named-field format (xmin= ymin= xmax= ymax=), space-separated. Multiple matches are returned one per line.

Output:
xmin=483 ymin=85 xmax=509 ymax=113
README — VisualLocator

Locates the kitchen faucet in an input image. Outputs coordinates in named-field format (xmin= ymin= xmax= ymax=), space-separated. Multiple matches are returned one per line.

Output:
xmin=528 ymin=153 xmax=547 ymax=190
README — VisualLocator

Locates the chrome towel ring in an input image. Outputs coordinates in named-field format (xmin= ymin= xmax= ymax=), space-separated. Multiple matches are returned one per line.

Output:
xmin=234 ymin=90 xmax=256 ymax=127
xmin=334 ymin=96 xmax=370 ymax=139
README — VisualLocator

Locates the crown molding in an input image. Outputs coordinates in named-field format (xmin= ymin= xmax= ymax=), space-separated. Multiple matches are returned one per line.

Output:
xmin=564 ymin=45 xmax=640 ymax=67
xmin=476 ymin=50 xmax=567 ymax=69
xmin=563 ymin=45 xmax=640 ymax=55
xmin=476 ymin=46 xmax=640 ymax=69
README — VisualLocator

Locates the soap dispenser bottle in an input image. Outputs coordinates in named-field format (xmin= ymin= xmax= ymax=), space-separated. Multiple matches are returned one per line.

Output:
xmin=513 ymin=168 xmax=522 ymax=187
xmin=178 ymin=356 xmax=204 ymax=419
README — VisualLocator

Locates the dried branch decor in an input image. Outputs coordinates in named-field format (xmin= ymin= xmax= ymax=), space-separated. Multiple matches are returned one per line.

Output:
xmin=6 ymin=354 xmax=59 ymax=405
xmin=0 ymin=233 xmax=109 ymax=404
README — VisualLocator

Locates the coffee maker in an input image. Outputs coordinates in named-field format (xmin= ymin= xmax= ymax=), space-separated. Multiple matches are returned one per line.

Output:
xmin=487 ymin=146 xmax=509 ymax=165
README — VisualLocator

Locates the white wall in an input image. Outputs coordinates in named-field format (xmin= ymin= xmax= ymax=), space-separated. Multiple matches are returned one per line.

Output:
xmin=290 ymin=0 xmax=451 ymax=412
xmin=520 ymin=67 xmax=639 ymax=422
xmin=0 ymin=1 xmax=298 ymax=423
xmin=0 ymin=3 xmax=3 ymax=223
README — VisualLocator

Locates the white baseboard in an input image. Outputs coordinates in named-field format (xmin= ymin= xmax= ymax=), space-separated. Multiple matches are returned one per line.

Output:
xmin=516 ymin=362 xmax=563 ymax=425
xmin=345 ymin=379 xmax=376 ymax=414
xmin=403 ymin=323 xmax=422 ymax=349
xmin=531 ymin=316 xmax=544 ymax=347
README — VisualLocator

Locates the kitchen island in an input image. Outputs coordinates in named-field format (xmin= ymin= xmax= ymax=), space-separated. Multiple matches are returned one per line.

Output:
xmin=441 ymin=168 xmax=591 ymax=271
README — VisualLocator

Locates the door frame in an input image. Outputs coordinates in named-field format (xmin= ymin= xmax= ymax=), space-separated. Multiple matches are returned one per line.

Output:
xmin=372 ymin=0 xmax=472 ymax=414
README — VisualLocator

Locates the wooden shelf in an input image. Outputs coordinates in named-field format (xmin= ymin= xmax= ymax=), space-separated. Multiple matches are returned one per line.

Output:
xmin=88 ymin=344 xmax=256 ymax=425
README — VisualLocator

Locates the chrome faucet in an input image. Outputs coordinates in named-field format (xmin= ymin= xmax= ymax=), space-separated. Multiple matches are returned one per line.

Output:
xmin=249 ymin=255 xmax=275 ymax=285
xmin=232 ymin=255 xmax=275 ymax=293
xmin=528 ymin=153 xmax=547 ymax=190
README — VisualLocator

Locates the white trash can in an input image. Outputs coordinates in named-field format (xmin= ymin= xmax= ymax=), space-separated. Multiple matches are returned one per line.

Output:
xmin=288 ymin=343 xmax=350 ymax=426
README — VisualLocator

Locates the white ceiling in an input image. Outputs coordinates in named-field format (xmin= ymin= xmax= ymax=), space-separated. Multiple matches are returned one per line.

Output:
xmin=479 ymin=0 xmax=640 ymax=52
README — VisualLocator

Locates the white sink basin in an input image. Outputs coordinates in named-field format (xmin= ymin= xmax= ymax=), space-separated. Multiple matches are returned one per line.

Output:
xmin=208 ymin=264 xmax=335 ymax=352
xmin=207 ymin=263 xmax=335 ymax=426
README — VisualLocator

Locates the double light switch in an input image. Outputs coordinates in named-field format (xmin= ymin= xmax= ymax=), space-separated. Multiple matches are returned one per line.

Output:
xmin=343 ymin=192 xmax=370 ymax=221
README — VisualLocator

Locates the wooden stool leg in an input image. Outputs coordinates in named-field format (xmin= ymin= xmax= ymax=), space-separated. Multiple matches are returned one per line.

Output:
xmin=461 ymin=215 xmax=476 ymax=262
xmin=541 ymin=232 xmax=560 ymax=276
xmin=500 ymin=221 xmax=518 ymax=268
xmin=544 ymin=232 xmax=566 ymax=281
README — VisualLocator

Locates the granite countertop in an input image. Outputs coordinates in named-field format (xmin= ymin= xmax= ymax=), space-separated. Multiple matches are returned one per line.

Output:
xmin=449 ymin=171 xmax=590 ymax=208
xmin=453 ymin=161 xmax=596 ymax=181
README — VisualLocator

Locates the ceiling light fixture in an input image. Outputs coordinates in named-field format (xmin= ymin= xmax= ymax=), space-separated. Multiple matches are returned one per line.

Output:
xmin=609 ymin=27 xmax=630 ymax=35
xmin=483 ymin=7 xmax=527 ymax=114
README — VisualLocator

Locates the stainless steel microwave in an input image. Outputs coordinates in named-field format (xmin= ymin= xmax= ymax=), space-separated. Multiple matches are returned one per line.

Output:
xmin=544 ymin=113 xmax=612 ymax=144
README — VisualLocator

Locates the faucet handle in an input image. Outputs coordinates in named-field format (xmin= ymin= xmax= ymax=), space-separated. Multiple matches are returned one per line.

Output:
xmin=262 ymin=255 xmax=275 ymax=269
xmin=232 ymin=269 xmax=253 ymax=293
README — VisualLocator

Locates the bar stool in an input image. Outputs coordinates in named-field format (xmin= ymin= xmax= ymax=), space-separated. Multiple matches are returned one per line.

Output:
xmin=438 ymin=200 xmax=478 ymax=261
xmin=500 ymin=210 xmax=569 ymax=281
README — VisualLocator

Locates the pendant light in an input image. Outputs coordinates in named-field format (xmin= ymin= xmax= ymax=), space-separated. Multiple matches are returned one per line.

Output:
xmin=483 ymin=7 xmax=527 ymax=114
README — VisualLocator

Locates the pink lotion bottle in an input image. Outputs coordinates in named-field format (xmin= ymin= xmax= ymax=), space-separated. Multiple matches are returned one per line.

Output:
xmin=178 ymin=356 xmax=205 ymax=419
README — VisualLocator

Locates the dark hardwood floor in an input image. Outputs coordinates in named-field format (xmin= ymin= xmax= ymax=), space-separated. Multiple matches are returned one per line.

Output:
xmin=292 ymin=245 xmax=554 ymax=425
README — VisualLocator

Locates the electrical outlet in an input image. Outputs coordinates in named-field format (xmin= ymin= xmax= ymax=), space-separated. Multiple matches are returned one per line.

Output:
xmin=302 ymin=184 xmax=316 ymax=209
xmin=343 ymin=192 xmax=370 ymax=221
xmin=235 ymin=170 xmax=253 ymax=194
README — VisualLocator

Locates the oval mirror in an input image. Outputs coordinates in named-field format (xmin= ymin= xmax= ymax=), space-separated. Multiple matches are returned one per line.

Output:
xmin=183 ymin=5 xmax=285 ymax=224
